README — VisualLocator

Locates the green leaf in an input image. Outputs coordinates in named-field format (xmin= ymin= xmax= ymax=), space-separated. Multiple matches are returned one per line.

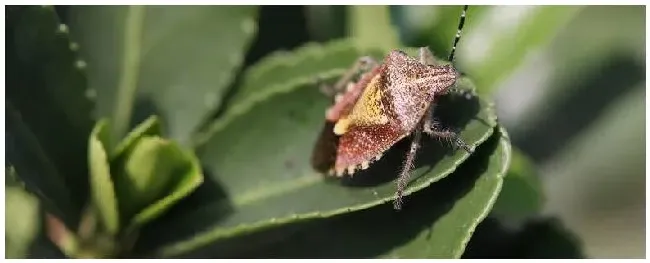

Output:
xmin=5 ymin=178 xmax=41 ymax=259
xmin=5 ymin=167 xmax=71 ymax=259
xmin=6 ymin=5 xmax=94 ymax=213
xmin=112 ymin=115 xmax=162 ymax=158
xmin=347 ymin=5 xmax=401 ymax=52
xmin=132 ymin=146 xmax=203 ymax=231
xmin=6 ymin=103 xmax=76 ymax=225
xmin=380 ymin=128 xmax=510 ymax=258
xmin=460 ymin=6 xmax=583 ymax=93
xmin=491 ymin=146 xmax=543 ymax=220
xmin=113 ymin=136 xmax=204 ymax=229
xmin=5 ymin=169 xmax=69 ymax=259
xmin=88 ymin=120 xmax=120 ymax=235
xmin=130 ymin=147 xmax=203 ymax=230
xmin=67 ymin=6 xmax=259 ymax=145
xmin=149 ymin=126 xmax=510 ymax=258
xmin=136 ymin=44 xmax=498 ymax=256
xmin=193 ymin=40 xmax=385 ymax=147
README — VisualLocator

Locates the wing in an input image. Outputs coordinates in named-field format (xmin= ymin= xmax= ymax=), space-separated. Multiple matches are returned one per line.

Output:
xmin=333 ymin=122 xmax=406 ymax=176
xmin=326 ymin=66 xmax=382 ymax=122
xmin=330 ymin=61 xmax=410 ymax=175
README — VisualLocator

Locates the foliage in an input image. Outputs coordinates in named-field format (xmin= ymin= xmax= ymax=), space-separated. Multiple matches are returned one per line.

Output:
xmin=5 ymin=5 xmax=587 ymax=258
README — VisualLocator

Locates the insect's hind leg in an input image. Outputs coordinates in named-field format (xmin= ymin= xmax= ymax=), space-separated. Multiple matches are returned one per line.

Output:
xmin=317 ymin=56 xmax=378 ymax=98
xmin=394 ymin=120 xmax=425 ymax=210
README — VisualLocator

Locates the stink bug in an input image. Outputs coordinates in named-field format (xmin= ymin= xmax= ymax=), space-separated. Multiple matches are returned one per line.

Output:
xmin=311 ymin=5 xmax=472 ymax=210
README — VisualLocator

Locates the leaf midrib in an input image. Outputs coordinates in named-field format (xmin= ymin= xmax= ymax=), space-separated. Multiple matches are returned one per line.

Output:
xmin=111 ymin=6 xmax=145 ymax=146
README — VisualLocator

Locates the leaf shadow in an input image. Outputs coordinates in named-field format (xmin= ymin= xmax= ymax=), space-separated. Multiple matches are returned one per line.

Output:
xmin=177 ymin=128 xmax=501 ymax=258
xmin=335 ymin=90 xmax=484 ymax=187
xmin=130 ymin=96 xmax=169 ymax=136
xmin=462 ymin=216 xmax=585 ymax=259
xmin=133 ymin=164 xmax=234 ymax=255
xmin=6 ymin=6 xmax=93 ymax=220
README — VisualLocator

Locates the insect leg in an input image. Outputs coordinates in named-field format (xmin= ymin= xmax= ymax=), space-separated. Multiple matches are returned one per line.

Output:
xmin=426 ymin=122 xmax=472 ymax=153
xmin=423 ymin=104 xmax=473 ymax=153
xmin=317 ymin=56 xmax=378 ymax=98
xmin=394 ymin=121 xmax=424 ymax=210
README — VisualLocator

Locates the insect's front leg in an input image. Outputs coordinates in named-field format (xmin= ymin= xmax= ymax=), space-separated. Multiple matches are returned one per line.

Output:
xmin=317 ymin=56 xmax=378 ymax=98
xmin=422 ymin=104 xmax=473 ymax=153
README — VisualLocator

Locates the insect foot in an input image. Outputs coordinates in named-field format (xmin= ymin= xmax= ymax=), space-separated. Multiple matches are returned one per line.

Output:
xmin=424 ymin=123 xmax=473 ymax=154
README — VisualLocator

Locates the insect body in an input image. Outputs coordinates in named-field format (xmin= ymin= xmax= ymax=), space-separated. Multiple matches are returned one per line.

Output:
xmin=312 ymin=5 xmax=471 ymax=210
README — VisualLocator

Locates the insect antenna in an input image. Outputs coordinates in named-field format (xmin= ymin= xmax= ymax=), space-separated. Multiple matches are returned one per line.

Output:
xmin=447 ymin=5 xmax=469 ymax=63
